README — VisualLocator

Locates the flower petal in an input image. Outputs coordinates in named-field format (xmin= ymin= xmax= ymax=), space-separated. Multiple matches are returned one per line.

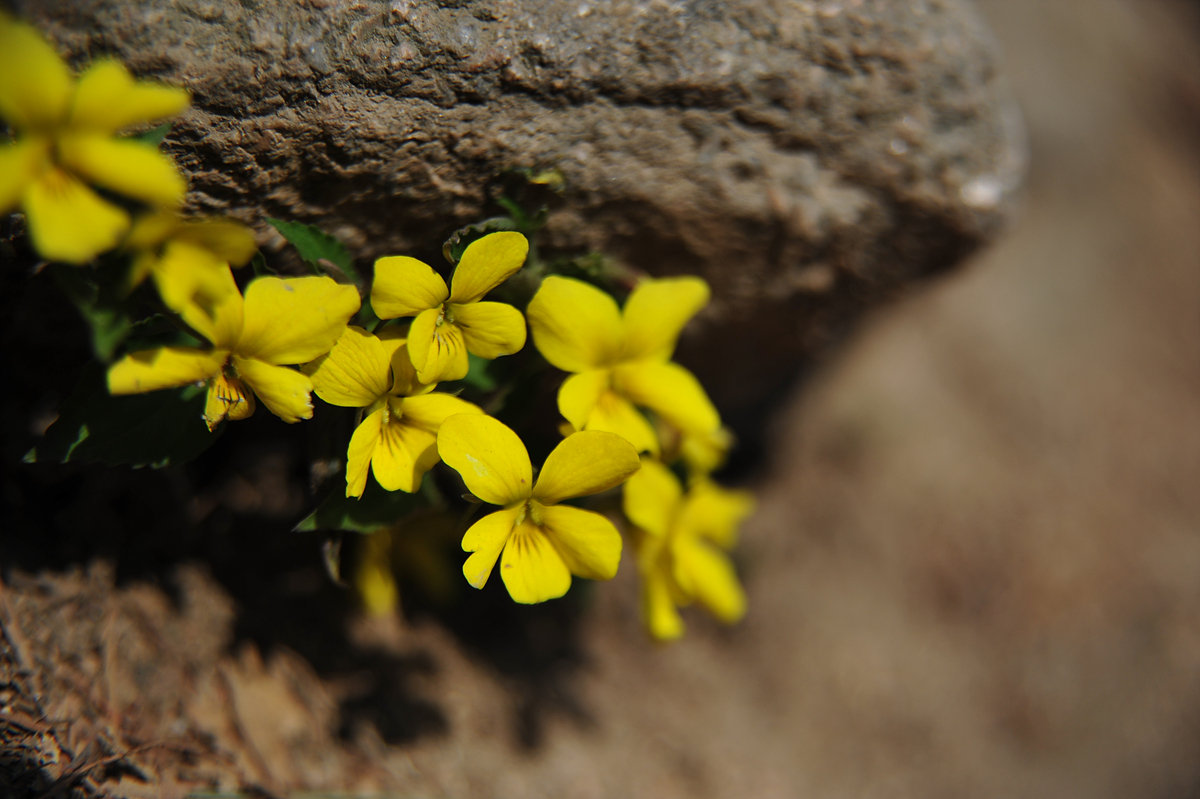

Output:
xmin=620 ymin=276 xmax=710 ymax=362
xmin=236 ymin=276 xmax=361 ymax=365
xmin=23 ymin=168 xmax=129 ymax=264
xmin=672 ymin=537 xmax=746 ymax=624
xmin=584 ymin=389 xmax=659 ymax=456
xmin=68 ymin=59 xmax=189 ymax=134
xmin=0 ymin=138 xmax=47 ymax=214
xmin=151 ymin=240 xmax=241 ymax=329
xmin=500 ymin=520 xmax=572 ymax=604
xmin=557 ymin=369 xmax=609 ymax=432
xmin=621 ymin=457 xmax=682 ymax=539
xmin=308 ymin=325 xmax=391 ymax=408
xmin=354 ymin=531 xmax=398 ymax=616
xmin=527 ymin=276 xmax=623 ymax=373
xmin=370 ymin=256 xmax=448 ymax=319
xmin=642 ymin=564 xmax=686 ymax=641
xmin=204 ymin=373 xmax=256 ymax=430
xmin=537 ymin=504 xmax=622 ymax=581
xmin=407 ymin=309 xmax=468 ymax=384
xmin=531 ymin=430 xmax=641 ymax=505
xmin=447 ymin=231 xmax=528 ymax=304
xmin=679 ymin=480 xmax=755 ymax=549
xmin=58 ymin=134 xmax=186 ymax=207
xmin=371 ymin=411 xmax=430 ymax=493
xmin=613 ymin=360 xmax=719 ymax=435
xmin=437 ymin=413 xmax=532 ymax=506
xmin=346 ymin=408 xmax=384 ymax=498
xmin=450 ymin=301 xmax=526 ymax=359
xmin=678 ymin=425 xmax=733 ymax=476
xmin=398 ymin=392 xmax=482 ymax=432
xmin=108 ymin=347 xmax=225 ymax=395
xmin=0 ymin=19 xmax=72 ymax=130
xmin=178 ymin=217 xmax=258 ymax=266
xmin=461 ymin=505 xmax=521 ymax=590
xmin=233 ymin=356 xmax=314 ymax=423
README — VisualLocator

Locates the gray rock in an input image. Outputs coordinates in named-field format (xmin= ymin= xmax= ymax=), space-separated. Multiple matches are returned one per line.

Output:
xmin=17 ymin=0 xmax=1024 ymax=430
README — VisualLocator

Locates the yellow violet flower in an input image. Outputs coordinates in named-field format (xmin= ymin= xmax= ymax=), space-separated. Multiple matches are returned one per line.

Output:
xmin=107 ymin=273 xmax=360 ymax=430
xmin=527 ymin=275 xmax=720 ymax=455
xmin=437 ymin=414 xmax=641 ymax=604
xmin=307 ymin=325 xmax=483 ymax=497
xmin=622 ymin=458 xmax=754 ymax=641
xmin=124 ymin=211 xmax=257 ymax=319
xmin=657 ymin=420 xmax=734 ymax=479
xmin=354 ymin=529 xmax=400 ymax=617
xmin=370 ymin=231 xmax=528 ymax=384
xmin=0 ymin=15 xmax=190 ymax=264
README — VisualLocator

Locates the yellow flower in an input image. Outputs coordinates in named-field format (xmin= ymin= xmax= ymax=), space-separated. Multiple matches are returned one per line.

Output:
xmin=308 ymin=325 xmax=483 ymax=497
xmin=527 ymin=275 xmax=720 ymax=455
xmin=370 ymin=231 xmax=528 ymax=384
xmin=354 ymin=529 xmax=400 ymax=617
xmin=0 ymin=15 xmax=190 ymax=264
xmin=622 ymin=458 xmax=754 ymax=641
xmin=107 ymin=273 xmax=360 ymax=430
xmin=657 ymin=420 xmax=734 ymax=479
xmin=437 ymin=414 xmax=641 ymax=604
xmin=123 ymin=211 xmax=257 ymax=319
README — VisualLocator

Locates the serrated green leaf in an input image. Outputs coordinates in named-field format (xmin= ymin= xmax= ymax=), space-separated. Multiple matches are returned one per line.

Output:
xmin=265 ymin=217 xmax=358 ymax=282
xmin=441 ymin=216 xmax=518 ymax=264
xmin=295 ymin=473 xmax=430 ymax=534
xmin=31 ymin=362 xmax=221 ymax=468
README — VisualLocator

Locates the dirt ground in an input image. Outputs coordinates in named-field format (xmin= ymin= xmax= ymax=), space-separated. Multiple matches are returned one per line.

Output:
xmin=3 ymin=0 xmax=1200 ymax=796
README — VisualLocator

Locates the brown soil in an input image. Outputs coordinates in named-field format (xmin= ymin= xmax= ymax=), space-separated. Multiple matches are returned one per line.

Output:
xmin=4 ymin=0 xmax=1200 ymax=796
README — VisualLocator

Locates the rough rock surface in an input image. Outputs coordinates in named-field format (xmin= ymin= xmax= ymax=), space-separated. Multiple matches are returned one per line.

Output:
xmin=16 ymin=0 xmax=1023 ymax=420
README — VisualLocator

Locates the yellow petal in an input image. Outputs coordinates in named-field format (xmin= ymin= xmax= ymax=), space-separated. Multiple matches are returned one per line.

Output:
xmin=584 ymin=389 xmax=659 ymax=456
xmin=204 ymin=372 xmax=256 ymax=430
xmin=531 ymin=430 xmax=641 ymax=505
xmin=679 ymin=425 xmax=733 ymax=476
xmin=450 ymin=301 xmax=526 ymax=359
xmin=236 ymin=276 xmax=361 ymax=364
xmin=557 ymin=369 xmax=609 ymax=432
xmin=178 ymin=217 xmax=258 ymax=266
xmin=447 ymin=231 xmax=528 ymax=304
xmin=407 ymin=309 xmax=468 ymax=384
xmin=398 ymin=393 xmax=482 ymax=432
xmin=0 ymin=19 xmax=72 ymax=129
xmin=436 ymin=414 xmax=532 ymax=506
xmin=354 ymin=531 xmax=398 ymax=617
xmin=346 ymin=407 xmax=384 ymax=498
xmin=621 ymin=457 xmax=682 ymax=539
xmin=370 ymin=256 xmax=448 ymax=319
xmin=527 ymin=276 xmax=623 ymax=372
xmin=57 ymin=134 xmax=186 ymax=207
xmin=678 ymin=479 xmax=755 ymax=549
xmin=500 ymin=520 xmax=572 ymax=604
xmin=23 ymin=168 xmax=129 ymax=264
xmin=642 ymin=566 xmax=685 ymax=641
xmin=107 ymin=347 xmax=225 ymax=395
xmin=613 ymin=360 xmax=719 ymax=435
xmin=233 ymin=356 xmax=314 ymax=423
xmin=672 ymin=537 xmax=746 ymax=624
xmin=308 ymin=325 xmax=391 ymax=408
xmin=372 ymin=409 xmax=434 ymax=493
xmin=537 ymin=504 xmax=622 ymax=581
xmin=0 ymin=138 xmax=48 ymax=213
xmin=620 ymin=276 xmax=710 ymax=362
xmin=461 ymin=505 xmax=522 ymax=590
xmin=68 ymin=59 xmax=189 ymax=134
xmin=151 ymin=240 xmax=240 ymax=328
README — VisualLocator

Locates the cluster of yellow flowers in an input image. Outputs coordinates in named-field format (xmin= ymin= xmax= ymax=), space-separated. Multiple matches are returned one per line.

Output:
xmin=2 ymin=14 xmax=753 ymax=641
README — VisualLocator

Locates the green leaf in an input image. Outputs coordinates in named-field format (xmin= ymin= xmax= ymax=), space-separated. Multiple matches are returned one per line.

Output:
xmin=462 ymin=353 xmax=496 ymax=392
xmin=249 ymin=251 xmax=275 ymax=277
xmin=441 ymin=216 xmax=518 ymax=264
xmin=265 ymin=217 xmax=358 ymax=282
xmin=49 ymin=263 xmax=136 ymax=362
xmin=28 ymin=362 xmax=221 ymax=468
xmin=130 ymin=122 xmax=172 ymax=147
xmin=295 ymin=472 xmax=431 ymax=534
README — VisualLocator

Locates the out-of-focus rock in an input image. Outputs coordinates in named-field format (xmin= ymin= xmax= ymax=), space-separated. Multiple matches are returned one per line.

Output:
xmin=16 ymin=0 xmax=1023 ymax=422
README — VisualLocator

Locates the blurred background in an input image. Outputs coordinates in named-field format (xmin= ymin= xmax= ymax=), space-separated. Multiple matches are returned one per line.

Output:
xmin=3 ymin=0 xmax=1200 ymax=796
